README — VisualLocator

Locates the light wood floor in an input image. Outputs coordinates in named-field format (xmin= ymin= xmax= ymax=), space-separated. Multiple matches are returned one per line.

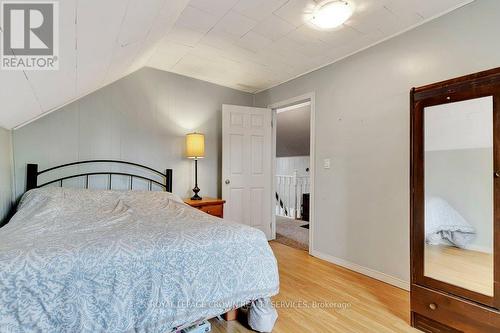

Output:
xmin=211 ymin=242 xmax=418 ymax=333
xmin=425 ymin=244 xmax=494 ymax=296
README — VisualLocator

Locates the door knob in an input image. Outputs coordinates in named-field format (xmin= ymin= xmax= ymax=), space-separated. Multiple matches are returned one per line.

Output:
xmin=225 ymin=179 xmax=230 ymax=185
xmin=495 ymin=171 xmax=500 ymax=178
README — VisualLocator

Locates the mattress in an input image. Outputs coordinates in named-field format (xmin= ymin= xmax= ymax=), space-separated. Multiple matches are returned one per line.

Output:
xmin=0 ymin=188 xmax=279 ymax=333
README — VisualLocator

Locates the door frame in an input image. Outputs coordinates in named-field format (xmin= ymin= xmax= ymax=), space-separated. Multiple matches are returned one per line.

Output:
xmin=268 ymin=92 xmax=316 ymax=254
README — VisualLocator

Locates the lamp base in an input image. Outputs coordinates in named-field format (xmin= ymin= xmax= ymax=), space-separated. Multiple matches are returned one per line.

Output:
xmin=191 ymin=185 xmax=202 ymax=200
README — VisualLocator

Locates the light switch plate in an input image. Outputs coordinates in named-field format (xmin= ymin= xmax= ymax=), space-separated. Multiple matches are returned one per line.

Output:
xmin=323 ymin=158 xmax=331 ymax=169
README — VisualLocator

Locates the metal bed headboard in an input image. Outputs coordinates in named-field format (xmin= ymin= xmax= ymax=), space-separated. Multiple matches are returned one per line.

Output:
xmin=26 ymin=160 xmax=173 ymax=193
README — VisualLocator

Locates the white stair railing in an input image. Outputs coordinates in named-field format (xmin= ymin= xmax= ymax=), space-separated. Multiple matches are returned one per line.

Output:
xmin=276 ymin=170 xmax=310 ymax=219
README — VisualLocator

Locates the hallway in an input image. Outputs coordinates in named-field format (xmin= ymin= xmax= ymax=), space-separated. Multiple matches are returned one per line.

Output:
xmin=275 ymin=215 xmax=309 ymax=251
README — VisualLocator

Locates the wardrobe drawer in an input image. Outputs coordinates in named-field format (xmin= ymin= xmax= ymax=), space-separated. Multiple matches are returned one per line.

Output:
xmin=411 ymin=285 xmax=500 ymax=333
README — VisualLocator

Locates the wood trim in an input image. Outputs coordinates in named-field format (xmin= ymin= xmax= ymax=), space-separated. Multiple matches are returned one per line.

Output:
xmin=413 ymin=67 xmax=500 ymax=100
xmin=412 ymin=285 xmax=500 ymax=333
xmin=412 ymin=312 xmax=462 ymax=333
xmin=494 ymin=89 xmax=500 ymax=310
xmin=410 ymin=88 xmax=416 ymax=285
xmin=410 ymin=67 xmax=500 ymax=318
xmin=183 ymin=197 xmax=225 ymax=207
xmin=268 ymin=91 xmax=316 ymax=253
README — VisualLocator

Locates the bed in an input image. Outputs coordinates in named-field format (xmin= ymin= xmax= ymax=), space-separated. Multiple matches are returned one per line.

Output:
xmin=425 ymin=196 xmax=476 ymax=249
xmin=0 ymin=161 xmax=279 ymax=332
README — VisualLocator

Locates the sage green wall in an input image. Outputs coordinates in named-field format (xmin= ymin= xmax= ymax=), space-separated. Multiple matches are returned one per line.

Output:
xmin=254 ymin=0 xmax=500 ymax=285
xmin=12 ymin=68 xmax=253 ymax=199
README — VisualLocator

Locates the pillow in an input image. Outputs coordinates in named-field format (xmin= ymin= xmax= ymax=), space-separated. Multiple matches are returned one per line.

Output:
xmin=18 ymin=187 xmax=184 ymax=213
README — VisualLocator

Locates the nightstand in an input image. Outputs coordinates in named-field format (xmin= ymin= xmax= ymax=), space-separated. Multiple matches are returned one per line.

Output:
xmin=183 ymin=197 xmax=225 ymax=218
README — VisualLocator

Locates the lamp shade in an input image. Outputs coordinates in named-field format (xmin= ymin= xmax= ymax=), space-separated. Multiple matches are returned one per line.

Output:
xmin=185 ymin=132 xmax=205 ymax=158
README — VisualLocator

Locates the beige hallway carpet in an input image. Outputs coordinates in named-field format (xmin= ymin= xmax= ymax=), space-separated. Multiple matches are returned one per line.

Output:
xmin=275 ymin=215 xmax=309 ymax=250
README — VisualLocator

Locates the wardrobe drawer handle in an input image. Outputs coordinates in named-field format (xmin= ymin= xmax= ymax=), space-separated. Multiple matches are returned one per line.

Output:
xmin=429 ymin=303 xmax=437 ymax=310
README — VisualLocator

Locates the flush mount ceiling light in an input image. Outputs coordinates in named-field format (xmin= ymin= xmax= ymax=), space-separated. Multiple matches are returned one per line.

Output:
xmin=311 ymin=0 xmax=354 ymax=29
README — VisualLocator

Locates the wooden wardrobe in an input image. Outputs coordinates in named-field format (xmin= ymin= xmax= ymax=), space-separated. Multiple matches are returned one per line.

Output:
xmin=410 ymin=68 xmax=500 ymax=332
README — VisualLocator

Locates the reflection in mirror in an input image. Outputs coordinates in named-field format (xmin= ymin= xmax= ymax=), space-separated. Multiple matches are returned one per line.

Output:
xmin=424 ymin=96 xmax=494 ymax=296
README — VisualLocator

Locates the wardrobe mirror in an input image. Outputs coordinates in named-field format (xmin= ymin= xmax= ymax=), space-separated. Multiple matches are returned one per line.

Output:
xmin=424 ymin=96 xmax=494 ymax=297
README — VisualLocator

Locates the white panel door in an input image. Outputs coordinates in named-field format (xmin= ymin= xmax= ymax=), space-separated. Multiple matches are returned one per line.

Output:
xmin=222 ymin=104 xmax=272 ymax=239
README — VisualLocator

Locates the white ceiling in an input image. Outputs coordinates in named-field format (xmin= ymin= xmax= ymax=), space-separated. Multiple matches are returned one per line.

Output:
xmin=0 ymin=0 xmax=473 ymax=129
xmin=0 ymin=0 xmax=190 ymax=129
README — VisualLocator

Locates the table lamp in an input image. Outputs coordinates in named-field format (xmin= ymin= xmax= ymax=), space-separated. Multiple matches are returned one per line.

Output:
xmin=186 ymin=132 xmax=205 ymax=200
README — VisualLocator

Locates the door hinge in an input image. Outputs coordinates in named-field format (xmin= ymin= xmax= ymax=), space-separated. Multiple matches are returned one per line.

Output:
xmin=271 ymin=119 xmax=273 ymax=128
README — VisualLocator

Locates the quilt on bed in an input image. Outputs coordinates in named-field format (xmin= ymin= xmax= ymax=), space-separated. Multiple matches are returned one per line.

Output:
xmin=0 ymin=188 xmax=279 ymax=333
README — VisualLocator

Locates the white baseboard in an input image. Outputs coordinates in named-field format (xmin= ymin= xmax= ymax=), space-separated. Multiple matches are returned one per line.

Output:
xmin=310 ymin=250 xmax=410 ymax=291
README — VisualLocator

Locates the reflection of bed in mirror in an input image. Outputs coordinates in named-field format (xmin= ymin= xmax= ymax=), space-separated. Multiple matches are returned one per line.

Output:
xmin=425 ymin=196 xmax=476 ymax=249
xmin=423 ymin=96 xmax=494 ymax=298
xmin=424 ymin=195 xmax=494 ymax=296
xmin=425 ymin=244 xmax=493 ymax=297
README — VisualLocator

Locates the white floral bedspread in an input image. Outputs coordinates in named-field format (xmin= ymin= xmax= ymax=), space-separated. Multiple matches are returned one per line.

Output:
xmin=0 ymin=188 xmax=279 ymax=333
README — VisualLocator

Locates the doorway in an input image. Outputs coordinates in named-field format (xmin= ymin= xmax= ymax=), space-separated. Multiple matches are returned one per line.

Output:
xmin=270 ymin=94 xmax=315 ymax=253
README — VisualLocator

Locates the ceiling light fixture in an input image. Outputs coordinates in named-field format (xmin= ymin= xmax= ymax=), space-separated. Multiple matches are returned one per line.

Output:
xmin=311 ymin=0 xmax=354 ymax=29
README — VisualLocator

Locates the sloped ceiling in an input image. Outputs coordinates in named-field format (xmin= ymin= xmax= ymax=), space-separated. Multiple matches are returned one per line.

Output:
xmin=0 ymin=0 xmax=191 ymax=129
xmin=0 ymin=0 xmax=473 ymax=129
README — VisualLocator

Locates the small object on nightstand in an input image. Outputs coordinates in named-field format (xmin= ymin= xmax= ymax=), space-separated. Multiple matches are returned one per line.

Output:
xmin=184 ymin=197 xmax=225 ymax=218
